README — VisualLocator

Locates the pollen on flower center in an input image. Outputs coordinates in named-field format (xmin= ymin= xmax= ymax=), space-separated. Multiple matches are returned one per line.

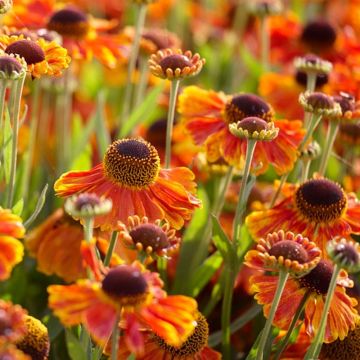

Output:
xmin=295 ymin=179 xmax=347 ymax=223
xmin=102 ymin=266 xmax=148 ymax=305
xmin=224 ymin=94 xmax=273 ymax=124
xmin=152 ymin=312 xmax=208 ymax=357
xmin=159 ymin=54 xmax=192 ymax=72
xmin=47 ymin=7 xmax=89 ymax=38
xmin=104 ymin=138 xmax=160 ymax=189
xmin=298 ymin=260 xmax=333 ymax=295
xmin=268 ymin=240 xmax=309 ymax=263
xmin=129 ymin=224 xmax=169 ymax=251
xmin=5 ymin=40 xmax=45 ymax=65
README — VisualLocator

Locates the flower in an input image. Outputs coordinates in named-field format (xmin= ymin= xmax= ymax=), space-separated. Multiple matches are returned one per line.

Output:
xmin=118 ymin=215 xmax=180 ymax=259
xmin=15 ymin=316 xmax=49 ymax=360
xmin=149 ymin=48 xmax=205 ymax=80
xmin=0 ymin=207 xmax=24 ymax=281
xmin=245 ymin=230 xmax=321 ymax=276
xmin=327 ymin=237 xmax=360 ymax=273
xmin=0 ymin=341 xmax=30 ymax=360
xmin=0 ymin=34 xmax=70 ymax=78
xmin=178 ymin=86 xmax=305 ymax=175
xmin=48 ymin=262 xmax=198 ymax=354
xmin=54 ymin=138 xmax=201 ymax=231
xmin=299 ymin=91 xmax=342 ymax=117
xmin=0 ymin=52 xmax=27 ymax=79
xmin=250 ymin=259 xmax=359 ymax=343
xmin=0 ymin=300 xmax=27 ymax=342
xmin=246 ymin=177 xmax=360 ymax=254
xmin=116 ymin=311 xmax=221 ymax=359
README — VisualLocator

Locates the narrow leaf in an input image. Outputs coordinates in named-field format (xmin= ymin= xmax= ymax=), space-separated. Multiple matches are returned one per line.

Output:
xmin=211 ymin=214 xmax=235 ymax=263
xmin=24 ymin=184 xmax=48 ymax=228
xmin=65 ymin=329 xmax=87 ymax=360
xmin=12 ymin=198 xmax=23 ymax=216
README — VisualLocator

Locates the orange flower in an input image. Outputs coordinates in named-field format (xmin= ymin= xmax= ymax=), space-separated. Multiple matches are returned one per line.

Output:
xmin=246 ymin=177 xmax=360 ymax=254
xmin=250 ymin=259 xmax=359 ymax=343
xmin=0 ymin=341 xmax=30 ymax=360
xmin=0 ymin=34 xmax=70 ymax=78
xmin=116 ymin=312 xmax=221 ymax=360
xmin=178 ymin=86 xmax=305 ymax=175
xmin=0 ymin=300 xmax=27 ymax=342
xmin=54 ymin=138 xmax=201 ymax=231
xmin=4 ymin=1 xmax=125 ymax=68
xmin=48 ymin=262 xmax=198 ymax=354
xmin=0 ymin=208 xmax=24 ymax=281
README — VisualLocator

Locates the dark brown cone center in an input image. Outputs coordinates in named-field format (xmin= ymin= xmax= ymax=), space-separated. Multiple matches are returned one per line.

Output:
xmin=116 ymin=139 xmax=150 ymax=159
xmin=268 ymin=240 xmax=309 ymax=263
xmin=301 ymin=20 xmax=337 ymax=49
xmin=159 ymin=54 xmax=192 ymax=72
xmin=306 ymin=92 xmax=334 ymax=109
xmin=129 ymin=224 xmax=169 ymax=251
xmin=298 ymin=260 xmax=333 ymax=294
xmin=237 ymin=117 xmax=268 ymax=133
xmin=334 ymin=243 xmax=359 ymax=265
xmin=0 ymin=56 xmax=22 ymax=74
xmin=5 ymin=40 xmax=45 ymax=65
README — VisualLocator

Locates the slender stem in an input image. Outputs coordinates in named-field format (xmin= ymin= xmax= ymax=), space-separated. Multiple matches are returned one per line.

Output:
xmin=212 ymin=166 xmax=234 ymax=217
xmin=120 ymin=4 xmax=148 ymax=129
xmin=298 ymin=113 xmax=322 ymax=153
xmin=260 ymin=15 xmax=270 ymax=72
xmin=133 ymin=56 xmax=149 ymax=109
xmin=83 ymin=217 xmax=94 ymax=244
xmin=269 ymin=173 xmax=288 ymax=208
xmin=318 ymin=120 xmax=339 ymax=176
xmin=21 ymin=80 xmax=41 ymax=201
xmin=165 ymin=79 xmax=180 ymax=168
xmin=300 ymin=159 xmax=311 ymax=182
xmin=6 ymin=75 xmax=25 ymax=208
xmin=232 ymin=139 xmax=257 ymax=243
xmin=104 ymin=231 xmax=118 ymax=267
xmin=0 ymin=81 xmax=7 ymax=159
xmin=256 ymin=270 xmax=289 ymax=360
xmin=306 ymin=72 xmax=317 ymax=93
xmin=304 ymin=265 xmax=341 ymax=360
xmin=273 ymin=290 xmax=310 ymax=360
xmin=111 ymin=314 xmax=120 ymax=360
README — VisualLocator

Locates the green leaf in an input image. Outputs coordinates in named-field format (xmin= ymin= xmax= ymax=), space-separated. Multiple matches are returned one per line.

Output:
xmin=236 ymin=224 xmax=254 ymax=262
xmin=3 ymin=107 xmax=12 ymax=184
xmin=44 ymin=314 xmax=64 ymax=341
xmin=12 ymin=198 xmax=23 ymax=216
xmin=120 ymin=83 xmax=165 ymax=137
xmin=24 ymin=184 xmax=48 ymax=228
xmin=187 ymin=251 xmax=223 ymax=298
xmin=65 ymin=329 xmax=87 ymax=360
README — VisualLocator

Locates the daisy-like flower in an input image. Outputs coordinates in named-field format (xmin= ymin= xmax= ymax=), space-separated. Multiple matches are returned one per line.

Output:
xmin=149 ymin=49 xmax=205 ymax=80
xmin=178 ymin=86 xmax=305 ymax=175
xmin=0 ymin=300 xmax=27 ymax=342
xmin=299 ymin=91 xmax=342 ymax=118
xmin=0 ymin=208 xmax=24 ymax=281
xmin=250 ymin=259 xmax=359 ymax=343
xmin=245 ymin=230 xmax=321 ymax=276
xmin=246 ymin=177 xmax=360 ymax=254
xmin=54 ymin=138 xmax=201 ymax=231
xmin=0 ymin=52 xmax=27 ymax=80
xmin=118 ymin=215 xmax=180 ymax=259
xmin=0 ymin=34 xmax=70 ymax=78
xmin=116 ymin=311 xmax=221 ymax=359
xmin=15 ymin=316 xmax=49 ymax=360
xmin=48 ymin=262 xmax=198 ymax=353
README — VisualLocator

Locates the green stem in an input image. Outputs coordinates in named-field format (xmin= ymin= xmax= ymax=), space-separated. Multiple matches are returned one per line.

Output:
xmin=256 ymin=270 xmax=289 ymax=360
xmin=273 ymin=291 xmax=310 ymax=360
xmin=300 ymin=159 xmax=311 ymax=182
xmin=157 ymin=257 xmax=168 ymax=289
xmin=232 ymin=139 xmax=257 ymax=243
xmin=120 ymin=4 xmax=147 ymax=130
xmin=6 ymin=75 xmax=25 ymax=208
xmin=0 ymin=81 xmax=7 ymax=160
xmin=298 ymin=114 xmax=322 ymax=153
xmin=165 ymin=79 xmax=180 ymax=168
xmin=304 ymin=265 xmax=340 ymax=360
xmin=260 ymin=15 xmax=270 ymax=72
xmin=269 ymin=173 xmax=288 ymax=208
xmin=306 ymin=72 xmax=317 ymax=93
xmin=212 ymin=166 xmax=234 ymax=217
xmin=21 ymin=80 xmax=41 ymax=201
xmin=318 ymin=120 xmax=339 ymax=176
xmin=83 ymin=217 xmax=94 ymax=244
xmin=133 ymin=56 xmax=149 ymax=109
xmin=104 ymin=231 xmax=118 ymax=267
xmin=111 ymin=314 xmax=120 ymax=360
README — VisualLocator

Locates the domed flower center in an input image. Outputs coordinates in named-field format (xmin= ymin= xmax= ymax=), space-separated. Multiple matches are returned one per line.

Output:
xmin=224 ymin=94 xmax=273 ymax=124
xmin=47 ymin=8 xmax=89 ymax=38
xmin=130 ymin=224 xmax=169 ymax=251
xmin=237 ymin=117 xmax=269 ymax=134
xmin=334 ymin=243 xmax=359 ymax=266
xmin=159 ymin=54 xmax=192 ymax=72
xmin=16 ymin=316 xmax=50 ymax=360
xmin=102 ymin=266 xmax=148 ymax=303
xmin=153 ymin=312 xmax=208 ymax=357
xmin=0 ymin=56 xmax=23 ymax=75
xmin=5 ymin=40 xmax=45 ymax=65
xmin=333 ymin=93 xmax=355 ymax=116
xmin=104 ymin=139 xmax=160 ymax=189
xmin=298 ymin=260 xmax=333 ymax=295
xmin=268 ymin=240 xmax=309 ymax=263
xmin=301 ymin=20 xmax=337 ymax=49
xmin=74 ymin=193 xmax=101 ymax=211
xmin=306 ymin=92 xmax=334 ymax=110
xmin=295 ymin=179 xmax=347 ymax=223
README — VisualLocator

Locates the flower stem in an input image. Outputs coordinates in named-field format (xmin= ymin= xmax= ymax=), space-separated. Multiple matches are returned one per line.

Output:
xmin=232 ymin=139 xmax=257 ymax=243
xmin=104 ymin=231 xmax=118 ymax=267
xmin=298 ymin=114 xmax=322 ymax=153
xmin=256 ymin=270 xmax=289 ymax=360
xmin=134 ymin=55 xmax=149 ymax=109
xmin=6 ymin=74 xmax=25 ymax=208
xmin=111 ymin=314 xmax=120 ymax=360
xmin=273 ymin=290 xmax=310 ymax=360
xmin=0 ymin=81 xmax=7 ymax=161
xmin=318 ymin=120 xmax=339 ymax=176
xmin=269 ymin=173 xmax=288 ymax=208
xmin=165 ymin=79 xmax=180 ymax=168
xmin=260 ymin=15 xmax=270 ymax=72
xmin=120 ymin=4 xmax=147 ymax=130
xmin=300 ymin=159 xmax=311 ymax=182
xmin=212 ymin=166 xmax=234 ymax=217
xmin=306 ymin=72 xmax=317 ymax=93
xmin=83 ymin=217 xmax=94 ymax=244
xmin=304 ymin=264 xmax=340 ymax=360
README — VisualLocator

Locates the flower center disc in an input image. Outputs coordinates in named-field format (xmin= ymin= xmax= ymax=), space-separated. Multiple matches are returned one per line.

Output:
xmin=129 ymin=224 xmax=169 ymax=251
xmin=295 ymin=179 xmax=347 ymax=223
xmin=159 ymin=54 xmax=192 ymax=72
xmin=301 ymin=20 xmax=337 ymax=49
xmin=104 ymin=139 xmax=160 ymax=189
xmin=5 ymin=40 xmax=45 ymax=65
xmin=237 ymin=117 xmax=269 ymax=133
xmin=306 ymin=92 xmax=334 ymax=110
xmin=152 ymin=312 xmax=208 ymax=357
xmin=334 ymin=243 xmax=359 ymax=265
xmin=298 ymin=260 xmax=333 ymax=295
xmin=74 ymin=193 xmax=101 ymax=211
xmin=268 ymin=240 xmax=309 ymax=263
xmin=0 ymin=56 xmax=23 ymax=75
xmin=47 ymin=8 xmax=89 ymax=38
xmin=224 ymin=94 xmax=273 ymax=124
